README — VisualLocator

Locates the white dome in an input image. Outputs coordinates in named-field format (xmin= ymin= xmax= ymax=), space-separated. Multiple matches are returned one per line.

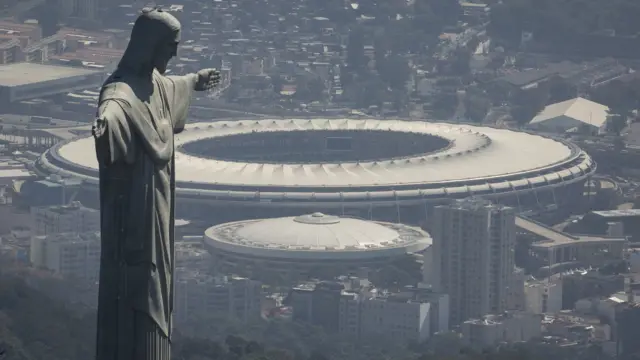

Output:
xmin=235 ymin=213 xmax=399 ymax=250
xmin=204 ymin=214 xmax=431 ymax=260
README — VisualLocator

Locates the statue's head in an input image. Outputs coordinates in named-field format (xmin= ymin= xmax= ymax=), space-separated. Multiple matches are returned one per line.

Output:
xmin=119 ymin=8 xmax=181 ymax=75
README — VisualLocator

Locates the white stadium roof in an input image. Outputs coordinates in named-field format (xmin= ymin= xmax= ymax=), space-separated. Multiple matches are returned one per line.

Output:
xmin=204 ymin=213 xmax=431 ymax=260
xmin=55 ymin=119 xmax=575 ymax=187
xmin=37 ymin=118 xmax=595 ymax=204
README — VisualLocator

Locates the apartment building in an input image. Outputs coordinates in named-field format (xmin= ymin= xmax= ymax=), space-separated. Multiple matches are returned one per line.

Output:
xmin=31 ymin=202 xmax=99 ymax=236
xmin=461 ymin=311 xmax=542 ymax=350
xmin=525 ymin=277 xmax=563 ymax=314
xmin=30 ymin=231 xmax=100 ymax=283
xmin=429 ymin=198 xmax=517 ymax=325
xmin=174 ymin=271 xmax=263 ymax=324
xmin=291 ymin=280 xmax=449 ymax=343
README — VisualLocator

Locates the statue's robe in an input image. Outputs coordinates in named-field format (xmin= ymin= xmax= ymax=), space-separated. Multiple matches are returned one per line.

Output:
xmin=93 ymin=69 xmax=193 ymax=360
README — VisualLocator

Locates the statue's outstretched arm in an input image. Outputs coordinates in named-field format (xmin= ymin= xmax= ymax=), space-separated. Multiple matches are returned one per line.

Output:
xmin=163 ymin=74 xmax=198 ymax=134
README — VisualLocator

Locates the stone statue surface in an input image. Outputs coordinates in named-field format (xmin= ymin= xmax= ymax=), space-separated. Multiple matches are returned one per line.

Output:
xmin=92 ymin=8 xmax=219 ymax=360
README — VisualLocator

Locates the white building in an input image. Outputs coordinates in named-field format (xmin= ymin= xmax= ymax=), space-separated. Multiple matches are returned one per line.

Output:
xmin=461 ymin=312 xmax=542 ymax=350
xmin=524 ymin=278 xmax=563 ymax=314
xmin=29 ymin=232 xmax=100 ymax=283
xmin=31 ymin=202 xmax=99 ymax=236
xmin=174 ymin=271 xmax=262 ymax=324
xmin=429 ymin=198 xmax=516 ymax=325
xmin=356 ymin=289 xmax=449 ymax=343
xmin=205 ymin=213 xmax=431 ymax=282
xmin=528 ymin=97 xmax=610 ymax=134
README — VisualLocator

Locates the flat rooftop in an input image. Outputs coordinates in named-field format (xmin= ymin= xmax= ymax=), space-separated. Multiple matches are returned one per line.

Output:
xmin=0 ymin=62 xmax=104 ymax=87
xmin=516 ymin=216 xmax=626 ymax=248
xmin=591 ymin=209 xmax=640 ymax=218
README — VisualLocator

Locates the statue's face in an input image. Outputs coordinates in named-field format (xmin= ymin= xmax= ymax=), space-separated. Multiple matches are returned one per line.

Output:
xmin=153 ymin=37 xmax=178 ymax=74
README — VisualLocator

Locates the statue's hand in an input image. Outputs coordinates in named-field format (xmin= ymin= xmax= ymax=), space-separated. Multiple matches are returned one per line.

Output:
xmin=195 ymin=68 xmax=221 ymax=91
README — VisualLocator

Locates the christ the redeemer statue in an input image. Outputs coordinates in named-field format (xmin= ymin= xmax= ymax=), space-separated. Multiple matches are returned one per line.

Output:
xmin=92 ymin=8 xmax=220 ymax=360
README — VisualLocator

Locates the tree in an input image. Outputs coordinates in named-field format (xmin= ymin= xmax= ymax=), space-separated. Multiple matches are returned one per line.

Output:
xmin=464 ymin=93 xmax=492 ymax=123
xmin=450 ymin=48 xmax=472 ymax=76
xmin=415 ymin=0 xmax=460 ymax=29
xmin=270 ymin=75 xmax=284 ymax=94
xmin=378 ymin=55 xmax=411 ymax=91
xmin=346 ymin=27 xmax=367 ymax=73
xmin=591 ymin=78 xmax=640 ymax=119
xmin=547 ymin=76 xmax=576 ymax=104
xmin=307 ymin=78 xmax=327 ymax=100
xmin=510 ymin=86 xmax=550 ymax=125
xmin=606 ymin=114 xmax=627 ymax=135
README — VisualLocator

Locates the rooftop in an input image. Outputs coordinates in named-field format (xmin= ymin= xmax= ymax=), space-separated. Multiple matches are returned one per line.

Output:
xmin=498 ymin=61 xmax=580 ymax=87
xmin=590 ymin=209 xmax=640 ymax=218
xmin=0 ymin=62 xmax=104 ymax=87
xmin=516 ymin=216 xmax=626 ymax=248
xmin=53 ymin=119 xmax=583 ymax=188
xmin=205 ymin=213 xmax=431 ymax=260
xmin=530 ymin=97 xmax=610 ymax=128
xmin=37 ymin=201 xmax=96 ymax=215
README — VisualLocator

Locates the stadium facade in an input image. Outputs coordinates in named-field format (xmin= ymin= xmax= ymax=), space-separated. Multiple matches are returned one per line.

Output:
xmin=34 ymin=118 xmax=596 ymax=225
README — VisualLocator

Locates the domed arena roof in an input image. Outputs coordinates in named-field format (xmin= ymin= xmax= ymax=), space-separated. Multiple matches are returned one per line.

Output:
xmin=204 ymin=213 xmax=431 ymax=260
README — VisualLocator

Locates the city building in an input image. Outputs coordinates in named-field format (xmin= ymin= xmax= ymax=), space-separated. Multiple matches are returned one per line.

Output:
xmin=0 ymin=62 xmax=106 ymax=105
xmin=508 ymin=267 xmax=526 ymax=310
xmin=525 ymin=278 xmax=563 ymax=314
xmin=429 ymin=198 xmax=517 ymax=325
xmin=544 ymin=311 xmax=613 ymax=344
xmin=616 ymin=303 xmax=640 ymax=357
xmin=290 ymin=280 xmax=448 ymax=343
xmin=30 ymin=201 xmax=99 ymax=236
xmin=174 ymin=271 xmax=262 ymax=324
xmin=516 ymin=216 xmax=627 ymax=275
xmin=561 ymin=270 xmax=625 ymax=309
xmin=528 ymin=97 xmax=611 ymax=135
xmin=461 ymin=312 xmax=542 ymax=350
xmin=357 ymin=288 xmax=449 ymax=342
xmin=29 ymin=231 xmax=100 ymax=283
xmin=0 ymin=39 xmax=22 ymax=64
xmin=58 ymin=0 xmax=97 ymax=20
xmin=175 ymin=241 xmax=212 ymax=272
xmin=0 ymin=20 xmax=42 ymax=44
xmin=578 ymin=209 xmax=640 ymax=242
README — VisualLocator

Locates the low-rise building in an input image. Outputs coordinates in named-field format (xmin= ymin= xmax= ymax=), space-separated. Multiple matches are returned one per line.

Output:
xmin=29 ymin=231 xmax=100 ymax=283
xmin=31 ymin=201 xmax=99 ymax=236
xmin=290 ymin=279 xmax=448 ymax=343
xmin=461 ymin=312 xmax=542 ymax=350
xmin=174 ymin=271 xmax=263 ymax=324
xmin=525 ymin=277 xmax=563 ymax=314
xmin=528 ymin=97 xmax=611 ymax=135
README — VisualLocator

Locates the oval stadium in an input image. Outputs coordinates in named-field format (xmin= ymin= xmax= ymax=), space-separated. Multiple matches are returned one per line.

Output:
xmin=204 ymin=212 xmax=431 ymax=281
xmin=34 ymin=118 xmax=596 ymax=225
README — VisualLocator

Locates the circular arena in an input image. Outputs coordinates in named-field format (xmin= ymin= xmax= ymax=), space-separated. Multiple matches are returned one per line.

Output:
xmin=35 ymin=118 xmax=596 ymax=224
xmin=203 ymin=212 xmax=431 ymax=281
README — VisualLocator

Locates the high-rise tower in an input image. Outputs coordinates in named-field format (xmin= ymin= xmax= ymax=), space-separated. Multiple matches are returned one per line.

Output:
xmin=429 ymin=198 xmax=516 ymax=325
